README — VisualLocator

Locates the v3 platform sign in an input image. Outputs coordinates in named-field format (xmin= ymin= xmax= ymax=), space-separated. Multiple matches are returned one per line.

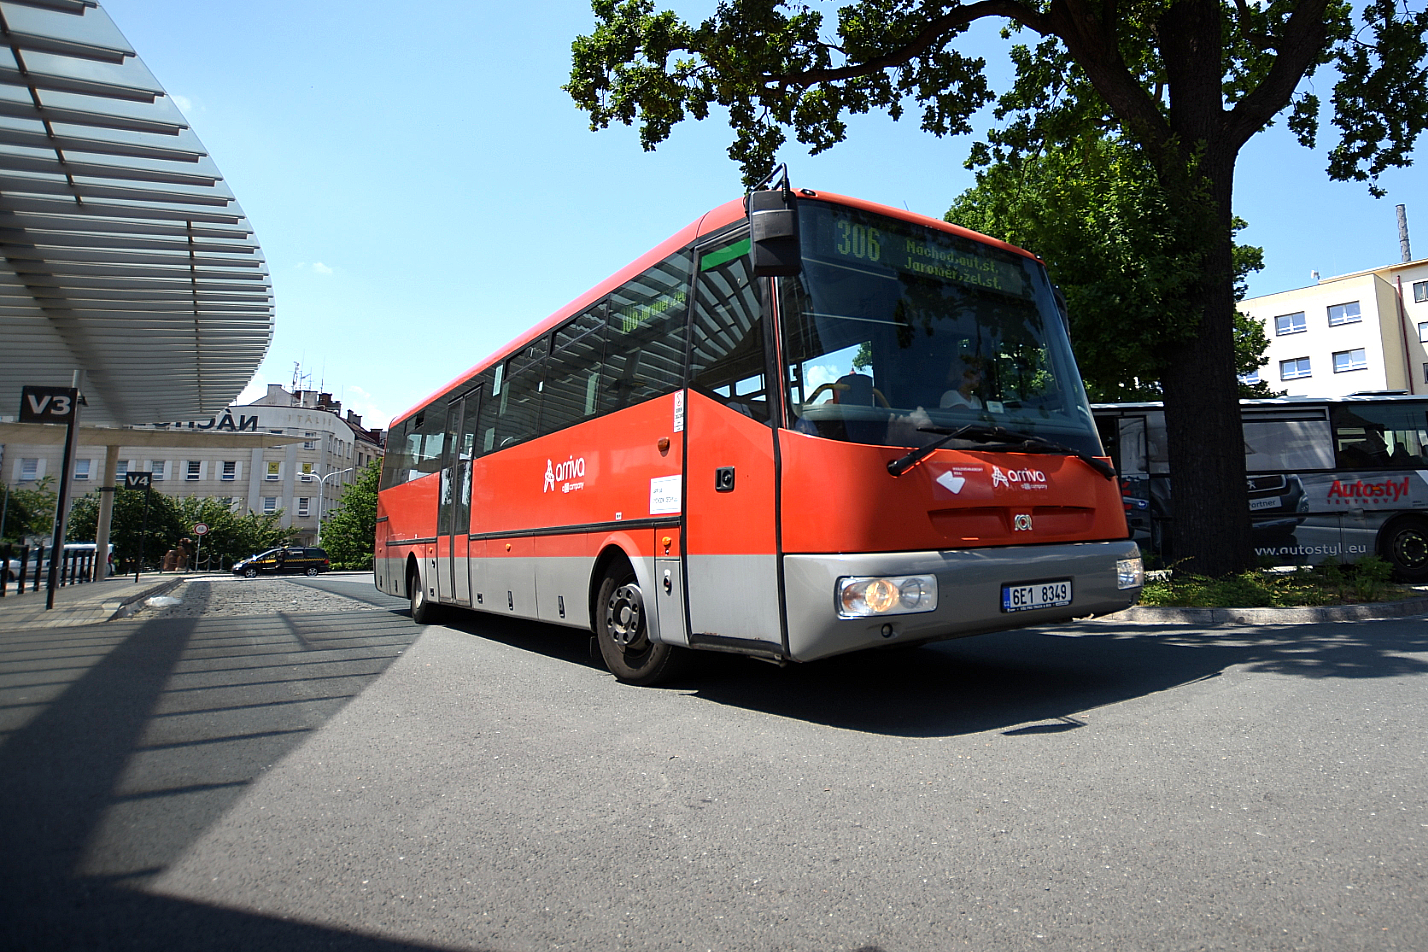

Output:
xmin=19 ymin=386 xmax=81 ymax=424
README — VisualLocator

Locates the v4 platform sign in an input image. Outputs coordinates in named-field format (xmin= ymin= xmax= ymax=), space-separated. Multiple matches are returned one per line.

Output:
xmin=19 ymin=386 xmax=82 ymax=424
xmin=124 ymin=471 xmax=153 ymax=491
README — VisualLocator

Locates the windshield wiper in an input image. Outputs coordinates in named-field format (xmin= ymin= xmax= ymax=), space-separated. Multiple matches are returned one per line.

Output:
xmin=887 ymin=424 xmax=1116 ymax=480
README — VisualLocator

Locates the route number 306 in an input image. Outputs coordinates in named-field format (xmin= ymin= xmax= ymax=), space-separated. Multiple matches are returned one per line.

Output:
xmin=836 ymin=220 xmax=882 ymax=262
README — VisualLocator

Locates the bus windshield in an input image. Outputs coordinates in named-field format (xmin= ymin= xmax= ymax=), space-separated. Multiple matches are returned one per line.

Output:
xmin=781 ymin=201 xmax=1102 ymax=458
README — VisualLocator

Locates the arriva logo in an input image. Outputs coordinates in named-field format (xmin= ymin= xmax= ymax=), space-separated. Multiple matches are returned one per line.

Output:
xmin=991 ymin=465 xmax=1048 ymax=489
xmin=544 ymin=456 xmax=587 ymax=494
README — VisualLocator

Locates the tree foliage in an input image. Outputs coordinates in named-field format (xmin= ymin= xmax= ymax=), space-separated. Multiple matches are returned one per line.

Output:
xmin=1 ymin=477 xmax=57 ymax=545
xmin=65 ymin=492 xmax=295 ymax=571
xmin=568 ymin=0 xmax=1428 ymax=574
xmin=944 ymin=135 xmax=1276 ymax=401
xmin=173 ymin=497 xmax=296 ymax=570
xmin=66 ymin=489 xmax=184 ymax=569
xmin=319 ymin=460 xmax=380 ymax=570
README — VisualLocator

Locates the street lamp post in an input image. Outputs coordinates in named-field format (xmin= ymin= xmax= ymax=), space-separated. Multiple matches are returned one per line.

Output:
xmin=315 ymin=467 xmax=353 ymax=545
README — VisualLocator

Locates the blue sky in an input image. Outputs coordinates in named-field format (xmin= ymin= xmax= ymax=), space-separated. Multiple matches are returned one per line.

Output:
xmin=100 ymin=0 xmax=1428 ymax=429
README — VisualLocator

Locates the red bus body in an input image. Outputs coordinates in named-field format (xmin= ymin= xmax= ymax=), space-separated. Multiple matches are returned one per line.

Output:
xmin=376 ymin=189 xmax=1141 ymax=678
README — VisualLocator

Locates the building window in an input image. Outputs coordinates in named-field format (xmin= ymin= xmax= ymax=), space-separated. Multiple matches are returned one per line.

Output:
xmin=297 ymin=497 xmax=310 ymax=517
xmin=262 ymin=496 xmax=278 ymax=513
xmin=1419 ymin=321 xmax=1428 ymax=343
xmin=1327 ymin=301 xmax=1362 ymax=326
xmin=149 ymin=461 xmax=165 ymax=481
xmin=1239 ymin=369 xmax=1261 ymax=385
xmin=1415 ymin=281 xmax=1428 ymax=304
xmin=304 ymin=432 xmax=317 ymax=450
xmin=115 ymin=460 xmax=128 ymax=477
xmin=1280 ymin=357 xmax=1312 ymax=380
xmin=1275 ymin=312 xmax=1306 ymax=335
xmin=300 ymin=462 xmax=315 ymax=482
xmin=266 ymin=461 xmax=281 ymax=481
xmin=185 ymin=460 xmax=202 ymax=481
xmin=19 ymin=458 xmax=39 ymax=481
xmin=74 ymin=459 xmax=90 ymax=480
xmin=1333 ymin=348 xmax=1368 ymax=373
xmin=221 ymin=460 xmax=237 ymax=481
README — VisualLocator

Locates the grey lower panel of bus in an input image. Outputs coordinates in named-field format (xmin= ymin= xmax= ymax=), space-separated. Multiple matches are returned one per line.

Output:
xmin=376 ymin=553 xmax=684 ymax=645
xmin=685 ymin=553 xmax=782 ymax=645
xmin=782 ymin=540 xmax=1142 ymax=663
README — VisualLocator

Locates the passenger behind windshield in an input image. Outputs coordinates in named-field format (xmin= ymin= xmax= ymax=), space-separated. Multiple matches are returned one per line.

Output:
xmin=781 ymin=201 xmax=1102 ymax=459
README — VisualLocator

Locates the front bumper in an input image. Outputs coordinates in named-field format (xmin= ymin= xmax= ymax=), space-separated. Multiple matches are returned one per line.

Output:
xmin=782 ymin=539 xmax=1142 ymax=662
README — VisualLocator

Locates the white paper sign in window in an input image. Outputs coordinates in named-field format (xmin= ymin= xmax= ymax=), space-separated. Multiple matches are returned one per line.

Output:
xmin=649 ymin=475 xmax=682 ymax=515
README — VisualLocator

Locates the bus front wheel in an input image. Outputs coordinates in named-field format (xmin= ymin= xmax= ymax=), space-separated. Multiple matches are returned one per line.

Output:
xmin=595 ymin=566 xmax=684 ymax=686
xmin=1377 ymin=517 xmax=1428 ymax=582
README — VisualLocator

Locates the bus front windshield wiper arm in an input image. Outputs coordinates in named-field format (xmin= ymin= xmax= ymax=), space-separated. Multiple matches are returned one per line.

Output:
xmin=887 ymin=424 xmax=1116 ymax=480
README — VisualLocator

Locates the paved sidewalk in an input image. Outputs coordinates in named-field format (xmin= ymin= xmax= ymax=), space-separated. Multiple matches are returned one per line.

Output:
xmin=0 ymin=574 xmax=191 ymax=630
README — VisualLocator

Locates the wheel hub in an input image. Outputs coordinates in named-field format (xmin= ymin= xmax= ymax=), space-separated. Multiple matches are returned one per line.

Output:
xmin=605 ymin=583 xmax=645 ymax=649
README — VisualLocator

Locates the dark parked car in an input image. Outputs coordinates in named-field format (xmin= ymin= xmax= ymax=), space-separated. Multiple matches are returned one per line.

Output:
xmin=233 ymin=546 xmax=330 ymax=578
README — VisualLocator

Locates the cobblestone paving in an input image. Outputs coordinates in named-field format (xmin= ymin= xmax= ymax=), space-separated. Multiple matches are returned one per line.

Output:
xmin=129 ymin=575 xmax=383 ymax=618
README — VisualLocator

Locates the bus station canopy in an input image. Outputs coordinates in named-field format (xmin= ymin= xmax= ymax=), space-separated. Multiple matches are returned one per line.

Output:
xmin=0 ymin=0 xmax=273 ymax=428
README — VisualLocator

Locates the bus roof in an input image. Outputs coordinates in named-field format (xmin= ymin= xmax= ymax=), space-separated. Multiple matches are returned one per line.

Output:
xmin=394 ymin=189 xmax=1043 ymax=427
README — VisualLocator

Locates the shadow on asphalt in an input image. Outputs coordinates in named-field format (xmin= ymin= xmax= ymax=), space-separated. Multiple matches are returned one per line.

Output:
xmin=4 ymin=595 xmax=1425 ymax=950
xmin=0 ymin=608 xmax=447 ymax=951
xmin=438 ymin=608 xmax=1428 ymax=738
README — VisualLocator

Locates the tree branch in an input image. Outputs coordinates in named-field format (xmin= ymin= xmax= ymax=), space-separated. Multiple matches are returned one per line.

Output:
xmin=756 ymin=0 xmax=1045 ymax=87
xmin=1224 ymin=0 xmax=1332 ymax=148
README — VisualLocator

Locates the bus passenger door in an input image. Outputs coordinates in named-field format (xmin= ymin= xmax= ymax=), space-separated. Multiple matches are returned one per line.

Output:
xmin=436 ymin=391 xmax=477 ymax=606
xmin=681 ymin=240 xmax=783 ymax=649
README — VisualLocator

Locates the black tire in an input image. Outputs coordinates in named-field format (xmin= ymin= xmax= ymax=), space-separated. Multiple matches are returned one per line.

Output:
xmin=305 ymin=566 xmax=320 ymax=577
xmin=409 ymin=566 xmax=438 ymax=624
xmin=594 ymin=564 xmax=685 ymax=685
xmin=1377 ymin=517 xmax=1428 ymax=582
xmin=243 ymin=566 xmax=258 ymax=579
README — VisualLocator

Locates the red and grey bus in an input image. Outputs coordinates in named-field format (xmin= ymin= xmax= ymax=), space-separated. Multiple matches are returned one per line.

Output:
xmin=375 ymin=178 xmax=1143 ymax=684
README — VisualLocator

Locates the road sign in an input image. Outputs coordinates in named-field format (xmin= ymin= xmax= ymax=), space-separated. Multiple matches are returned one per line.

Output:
xmin=19 ymin=386 xmax=80 ymax=424
xmin=192 ymin=523 xmax=209 ymax=536
xmin=124 ymin=472 xmax=153 ymax=490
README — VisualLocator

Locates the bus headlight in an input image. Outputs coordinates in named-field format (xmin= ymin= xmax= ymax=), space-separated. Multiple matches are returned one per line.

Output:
xmin=1116 ymin=557 xmax=1144 ymax=590
xmin=838 ymin=574 xmax=938 ymax=617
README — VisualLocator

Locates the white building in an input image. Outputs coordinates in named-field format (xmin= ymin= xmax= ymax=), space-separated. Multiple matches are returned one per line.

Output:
xmin=2 ymin=384 xmax=384 ymax=546
xmin=1241 ymin=258 xmax=1428 ymax=395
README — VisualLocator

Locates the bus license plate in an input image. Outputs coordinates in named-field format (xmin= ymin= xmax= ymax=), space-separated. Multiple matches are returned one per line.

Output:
xmin=1002 ymin=580 xmax=1072 ymax=612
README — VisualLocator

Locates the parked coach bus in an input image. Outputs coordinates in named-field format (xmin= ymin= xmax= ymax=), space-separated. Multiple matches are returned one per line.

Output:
xmin=1095 ymin=395 xmax=1428 ymax=579
xmin=376 ymin=178 xmax=1143 ymax=684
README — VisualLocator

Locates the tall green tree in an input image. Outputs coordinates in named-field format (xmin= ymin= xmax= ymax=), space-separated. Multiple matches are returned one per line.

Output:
xmin=66 ymin=488 xmax=184 ymax=569
xmin=567 ymin=0 xmax=1428 ymax=574
xmin=173 ymin=497 xmax=296 ymax=570
xmin=1 ymin=477 xmax=57 ymax=545
xmin=944 ymin=135 xmax=1276 ymax=401
xmin=319 ymin=460 xmax=380 ymax=570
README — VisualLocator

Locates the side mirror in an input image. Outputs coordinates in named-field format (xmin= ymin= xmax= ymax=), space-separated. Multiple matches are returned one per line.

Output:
xmin=748 ymin=188 xmax=801 ymax=277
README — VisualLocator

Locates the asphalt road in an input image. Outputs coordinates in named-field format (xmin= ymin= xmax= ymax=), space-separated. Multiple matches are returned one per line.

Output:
xmin=1 ymin=572 xmax=1424 ymax=951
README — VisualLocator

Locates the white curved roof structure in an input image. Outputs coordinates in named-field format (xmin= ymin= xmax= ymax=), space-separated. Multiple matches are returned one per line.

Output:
xmin=0 ymin=0 xmax=272 ymax=427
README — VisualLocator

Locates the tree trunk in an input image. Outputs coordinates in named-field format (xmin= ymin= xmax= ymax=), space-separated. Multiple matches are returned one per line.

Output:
xmin=1157 ymin=149 xmax=1254 ymax=576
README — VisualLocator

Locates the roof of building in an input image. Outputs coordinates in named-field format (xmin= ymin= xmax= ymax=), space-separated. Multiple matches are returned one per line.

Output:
xmin=0 ymin=0 xmax=272 ymax=428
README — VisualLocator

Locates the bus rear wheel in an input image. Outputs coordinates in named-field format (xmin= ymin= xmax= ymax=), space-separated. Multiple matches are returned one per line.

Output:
xmin=409 ymin=565 xmax=438 ymax=624
xmin=595 ymin=566 xmax=684 ymax=686
xmin=1377 ymin=516 xmax=1428 ymax=582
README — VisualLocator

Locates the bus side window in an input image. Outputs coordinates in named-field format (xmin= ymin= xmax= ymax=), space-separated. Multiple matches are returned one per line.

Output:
xmin=691 ymin=235 xmax=769 ymax=423
xmin=542 ymin=306 xmax=607 ymax=434
xmin=381 ymin=417 xmax=415 ymax=489
xmin=481 ymin=345 xmax=546 ymax=451
xmin=413 ymin=400 xmax=448 ymax=475
xmin=603 ymin=250 xmax=692 ymax=414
